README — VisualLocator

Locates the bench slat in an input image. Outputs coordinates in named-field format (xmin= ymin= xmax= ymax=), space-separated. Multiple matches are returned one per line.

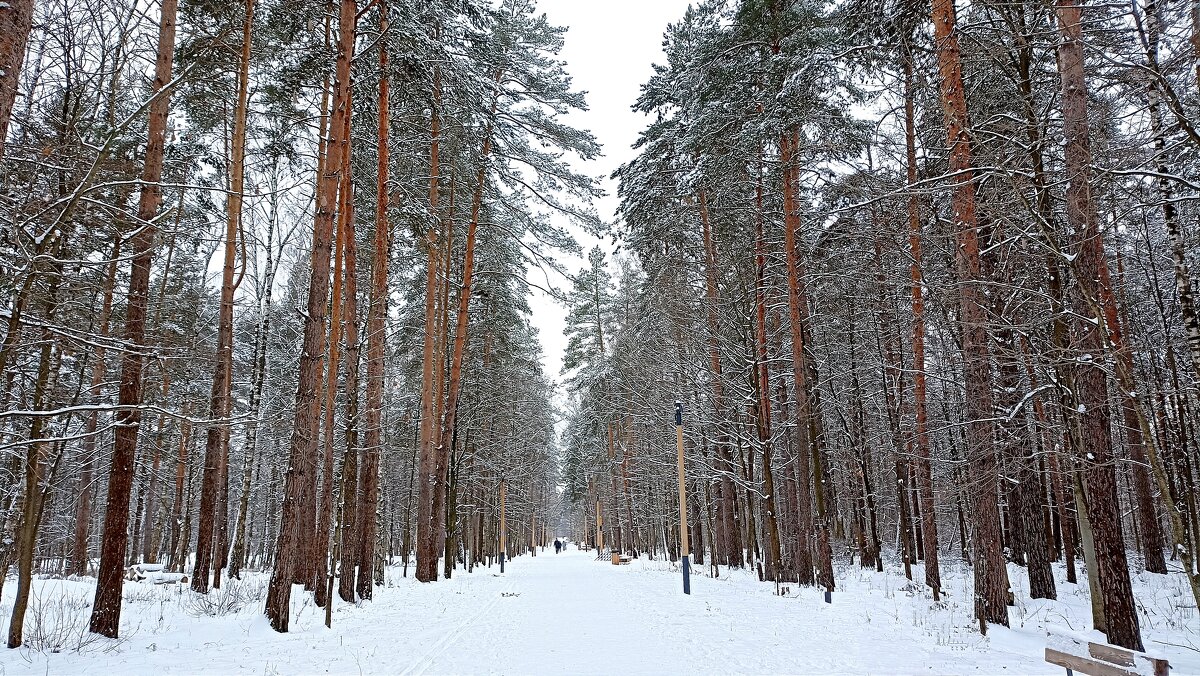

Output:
xmin=1046 ymin=648 xmax=1140 ymax=676
xmin=1088 ymin=643 xmax=1135 ymax=668
xmin=1046 ymin=627 xmax=1171 ymax=676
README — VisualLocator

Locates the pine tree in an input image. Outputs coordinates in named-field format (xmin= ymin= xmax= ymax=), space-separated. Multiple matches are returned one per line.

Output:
xmin=562 ymin=246 xmax=614 ymax=383
xmin=89 ymin=0 xmax=180 ymax=640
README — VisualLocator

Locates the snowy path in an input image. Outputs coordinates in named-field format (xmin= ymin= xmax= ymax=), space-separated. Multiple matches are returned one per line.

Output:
xmin=3 ymin=546 xmax=1198 ymax=675
xmin=405 ymin=546 xmax=1030 ymax=675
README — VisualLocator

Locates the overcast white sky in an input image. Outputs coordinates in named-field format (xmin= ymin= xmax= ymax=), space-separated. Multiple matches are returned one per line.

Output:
xmin=528 ymin=0 xmax=693 ymax=380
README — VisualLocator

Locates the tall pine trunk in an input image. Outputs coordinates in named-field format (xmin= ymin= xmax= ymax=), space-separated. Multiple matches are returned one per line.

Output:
xmin=781 ymin=131 xmax=831 ymax=590
xmin=699 ymin=186 xmax=743 ymax=569
xmin=928 ymin=0 xmax=1009 ymax=631
xmin=753 ymin=161 xmax=782 ymax=581
xmin=314 ymin=134 xmax=347 ymax=608
xmin=337 ymin=119 xmax=362 ymax=603
xmin=264 ymin=0 xmax=353 ymax=633
xmin=88 ymin=0 xmax=178 ymax=638
xmin=7 ymin=237 xmax=64 ymax=648
xmin=296 ymin=2 xmax=336 ymax=591
xmin=357 ymin=0 xmax=388 ymax=600
xmin=195 ymin=0 xmax=254 ymax=594
xmin=0 ymin=0 xmax=33 ymax=157
xmin=415 ymin=64 xmax=443 ymax=583
xmin=142 ymin=382 xmax=169 ymax=565
xmin=168 ymin=411 xmax=192 ymax=572
xmin=1054 ymin=0 xmax=1142 ymax=650
xmin=902 ymin=50 xmax=940 ymax=600
xmin=431 ymin=85 xmax=500 ymax=578
xmin=421 ymin=72 xmax=502 ymax=581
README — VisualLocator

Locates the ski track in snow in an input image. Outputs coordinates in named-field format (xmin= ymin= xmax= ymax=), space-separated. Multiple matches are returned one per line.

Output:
xmin=0 ymin=545 xmax=1198 ymax=675
xmin=398 ymin=579 xmax=516 ymax=676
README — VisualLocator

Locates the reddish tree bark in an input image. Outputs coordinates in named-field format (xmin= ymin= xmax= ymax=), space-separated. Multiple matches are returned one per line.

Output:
xmin=195 ymin=0 xmax=254 ymax=594
xmin=0 ymin=0 xmax=33 ymax=157
xmin=357 ymin=2 xmax=389 ymax=596
xmin=1054 ymin=0 xmax=1143 ymax=650
xmin=296 ymin=2 xmax=338 ymax=592
xmin=928 ymin=0 xmax=1009 ymax=631
xmin=264 ymin=0 xmax=354 ymax=633
xmin=780 ymin=131 xmax=832 ymax=590
xmin=313 ymin=151 xmax=346 ymax=609
xmin=429 ymin=81 xmax=501 ymax=579
xmin=699 ymin=185 xmax=744 ymax=569
xmin=88 ymin=0 xmax=179 ymax=639
xmin=168 ymin=410 xmax=192 ymax=571
xmin=753 ymin=157 xmax=782 ymax=581
xmin=901 ymin=48 xmax=941 ymax=601
xmin=337 ymin=114 xmax=362 ymax=603
xmin=415 ymin=63 xmax=443 ymax=583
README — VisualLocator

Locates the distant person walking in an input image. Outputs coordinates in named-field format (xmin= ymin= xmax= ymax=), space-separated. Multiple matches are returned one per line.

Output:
xmin=554 ymin=539 xmax=562 ymax=554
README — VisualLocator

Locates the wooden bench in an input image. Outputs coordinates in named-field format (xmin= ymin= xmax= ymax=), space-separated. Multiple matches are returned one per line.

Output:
xmin=1045 ymin=626 xmax=1169 ymax=676
xmin=610 ymin=552 xmax=632 ymax=565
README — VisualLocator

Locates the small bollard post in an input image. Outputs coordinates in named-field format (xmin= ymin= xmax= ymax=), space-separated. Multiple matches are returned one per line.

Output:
xmin=500 ymin=480 xmax=507 ymax=574
xmin=674 ymin=401 xmax=691 ymax=595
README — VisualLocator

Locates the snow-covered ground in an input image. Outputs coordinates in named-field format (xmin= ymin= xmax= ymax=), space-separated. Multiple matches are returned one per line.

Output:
xmin=0 ymin=546 xmax=1197 ymax=675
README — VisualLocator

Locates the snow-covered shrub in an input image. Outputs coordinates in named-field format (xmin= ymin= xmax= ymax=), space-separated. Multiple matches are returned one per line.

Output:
xmin=182 ymin=577 xmax=267 ymax=617
xmin=123 ymin=583 xmax=164 ymax=605
xmin=22 ymin=585 xmax=120 ymax=654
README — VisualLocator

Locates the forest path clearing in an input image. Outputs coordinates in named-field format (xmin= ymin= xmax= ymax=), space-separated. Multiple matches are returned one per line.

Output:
xmin=4 ymin=547 xmax=1199 ymax=675
xmin=389 ymin=545 xmax=1049 ymax=675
